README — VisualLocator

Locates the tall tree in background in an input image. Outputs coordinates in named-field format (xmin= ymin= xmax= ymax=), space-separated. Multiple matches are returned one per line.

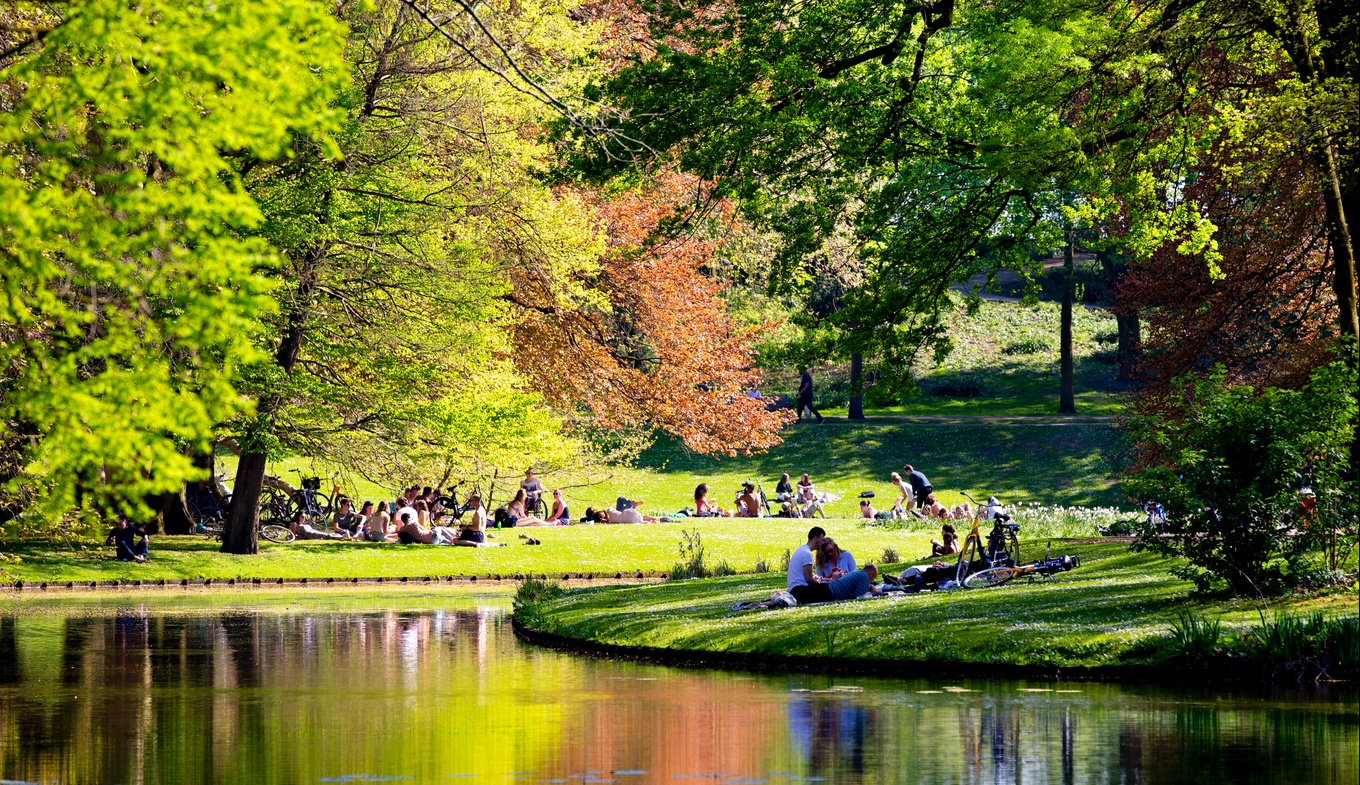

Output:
xmin=0 ymin=0 xmax=344 ymax=524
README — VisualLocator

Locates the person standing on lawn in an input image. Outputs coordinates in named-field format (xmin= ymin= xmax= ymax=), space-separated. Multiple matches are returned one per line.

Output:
xmin=901 ymin=464 xmax=933 ymax=513
xmin=797 ymin=370 xmax=824 ymax=423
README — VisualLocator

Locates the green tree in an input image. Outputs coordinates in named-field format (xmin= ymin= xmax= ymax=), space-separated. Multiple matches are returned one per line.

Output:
xmin=1125 ymin=364 xmax=1357 ymax=594
xmin=0 ymin=0 xmax=344 ymax=525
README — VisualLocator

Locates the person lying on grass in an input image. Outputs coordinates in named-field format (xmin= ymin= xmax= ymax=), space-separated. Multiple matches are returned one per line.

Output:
xmin=289 ymin=509 xmax=353 ymax=541
xmin=816 ymin=538 xmax=856 ymax=581
xmin=583 ymin=506 xmax=666 ymax=523
xmin=891 ymin=561 xmax=956 ymax=590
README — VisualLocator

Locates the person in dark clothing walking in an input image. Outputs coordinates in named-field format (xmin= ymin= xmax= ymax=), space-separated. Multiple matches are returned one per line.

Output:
xmin=797 ymin=370 xmax=824 ymax=423
xmin=901 ymin=464 xmax=933 ymax=513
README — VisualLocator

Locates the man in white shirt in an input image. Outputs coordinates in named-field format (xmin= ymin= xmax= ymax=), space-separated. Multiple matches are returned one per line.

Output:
xmin=786 ymin=526 xmax=831 ymax=604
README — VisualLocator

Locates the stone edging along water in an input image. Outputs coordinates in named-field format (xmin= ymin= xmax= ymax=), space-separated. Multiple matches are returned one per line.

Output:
xmin=509 ymin=617 xmax=1287 ymax=685
xmin=5 ymin=572 xmax=669 ymax=593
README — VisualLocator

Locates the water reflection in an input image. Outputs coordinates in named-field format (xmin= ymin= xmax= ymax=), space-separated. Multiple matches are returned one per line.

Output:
xmin=0 ymin=596 xmax=1354 ymax=785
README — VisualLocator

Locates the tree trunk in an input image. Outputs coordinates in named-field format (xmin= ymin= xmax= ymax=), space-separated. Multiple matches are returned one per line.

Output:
xmin=1059 ymin=231 xmax=1076 ymax=414
xmin=222 ymin=451 xmax=266 ymax=554
xmin=1115 ymin=312 xmax=1142 ymax=384
xmin=848 ymin=352 xmax=865 ymax=419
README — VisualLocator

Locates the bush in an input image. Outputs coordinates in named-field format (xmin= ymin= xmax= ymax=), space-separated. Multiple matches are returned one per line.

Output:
xmin=1002 ymin=336 xmax=1053 ymax=355
xmin=922 ymin=371 xmax=990 ymax=399
xmin=513 ymin=577 xmax=565 ymax=628
xmin=753 ymin=555 xmax=770 ymax=574
xmin=880 ymin=547 xmax=901 ymax=564
xmin=712 ymin=559 xmax=737 ymax=577
xmin=1169 ymin=611 xmax=1224 ymax=663
xmin=669 ymin=529 xmax=710 ymax=580
xmin=1125 ymin=363 xmax=1357 ymax=595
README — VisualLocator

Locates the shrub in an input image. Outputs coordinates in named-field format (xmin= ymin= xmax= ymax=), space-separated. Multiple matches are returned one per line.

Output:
xmin=779 ymin=548 xmax=791 ymax=571
xmin=1002 ymin=336 xmax=1053 ymax=355
xmin=1249 ymin=611 xmax=1359 ymax=681
xmin=1094 ymin=329 xmax=1119 ymax=345
xmin=1087 ymin=347 xmax=1117 ymax=365
xmin=669 ymin=529 xmax=710 ymax=580
xmin=512 ymin=577 xmax=564 ymax=628
xmin=1125 ymin=363 xmax=1357 ymax=594
xmin=752 ymin=556 xmax=770 ymax=574
xmin=922 ymin=371 xmax=989 ymax=399
xmin=1169 ymin=611 xmax=1224 ymax=663
xmin=712 ymin=560 xmax=737 ymax=577
xmin=880 ymin=547 xmax=901 ymax=564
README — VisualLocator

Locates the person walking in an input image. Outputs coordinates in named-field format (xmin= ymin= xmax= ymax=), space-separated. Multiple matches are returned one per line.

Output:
xmin=797 ymin=369 xmax=824 ymax=423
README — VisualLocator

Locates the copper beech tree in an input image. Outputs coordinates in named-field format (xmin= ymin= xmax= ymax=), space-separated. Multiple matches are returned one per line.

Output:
xmin=511 ymin=175 xmax=793 ymax=455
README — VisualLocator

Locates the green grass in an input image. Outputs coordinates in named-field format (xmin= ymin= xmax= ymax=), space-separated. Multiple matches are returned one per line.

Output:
xmin=3 ymin=517 xmax=1111 ymax=584
xmin=783 ymin=299 xmax=1124 ymax=418
xmin=519 ymin=542 xmax=1359 ymax=669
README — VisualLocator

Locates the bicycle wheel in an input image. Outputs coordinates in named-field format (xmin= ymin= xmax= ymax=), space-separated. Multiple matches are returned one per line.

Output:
xmin=1006 ymin=530 xmax=1020 ymax=569
xmin=955 ymin=535 xmax=982 ymax=584
xmin=964 ymin=567 xmax=1017 ymax=589
xmin=186 ymin=499 xmax=204 ymax=525
xmin=260 ymin=524 xmax=295 ymax=543
xmin=312 ymin=491 xmax=332 ymax=518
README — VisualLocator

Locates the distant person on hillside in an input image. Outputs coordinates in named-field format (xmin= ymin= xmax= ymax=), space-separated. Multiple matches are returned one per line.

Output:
xmin=797 ymin=370 xmax=825 ymax=423
xmin=735 ymin=482 xmax=763 ymax=517
xmin=106 ymin=515 xmax=150 ymax=562
xmin=694 ymin=483 xmax=730 ymax=517
xmin=775 ymin=473 xmax=794 ymax=502
xmin=931 ymin=523 xmax=959 ymax=556
xmin=901 ymin=465 xmax=933 ymax=513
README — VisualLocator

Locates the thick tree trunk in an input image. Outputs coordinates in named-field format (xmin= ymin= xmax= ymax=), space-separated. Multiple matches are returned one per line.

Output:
xmin=223 ymin=451 xmax=266 ymax=554
xmin=848 ymin=352 xmax=865 ymax=419
xmin=1115 ymin=312 xmax=1142 ymax=384
xmin=1059 ymin=232 xmax=1076 ymax=414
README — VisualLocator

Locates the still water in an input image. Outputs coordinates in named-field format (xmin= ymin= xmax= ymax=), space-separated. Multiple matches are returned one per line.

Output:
xmin=0 ymin=591 xmax=1355 ymax=785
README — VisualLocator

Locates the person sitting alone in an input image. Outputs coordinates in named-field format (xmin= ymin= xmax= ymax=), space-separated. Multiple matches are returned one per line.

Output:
xmin=693 ymin=483 xmax=730 ymax=517
xmin=734 ymin=482 xmax=763 ymax=518
xmin=816 ymin=538 xmax=856 ymax=581
xmin=106 ymin=515 xmax=150 ymax=562
xmin=931 ymin=523 xmax=960 ymax=556
xmin=291 ymin=510 xmax=352 ymax=540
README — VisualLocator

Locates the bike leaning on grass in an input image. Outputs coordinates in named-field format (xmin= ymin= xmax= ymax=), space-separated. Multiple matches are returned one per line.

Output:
xmin=954 ymin=492 xmax=1021 ymax=586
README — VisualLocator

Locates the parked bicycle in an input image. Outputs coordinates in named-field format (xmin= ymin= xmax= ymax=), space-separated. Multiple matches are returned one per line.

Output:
xmin=959 ymin=542 xmax=1082 ymax=588
xmin=954 ymin=491 xmax=1021 ymax=585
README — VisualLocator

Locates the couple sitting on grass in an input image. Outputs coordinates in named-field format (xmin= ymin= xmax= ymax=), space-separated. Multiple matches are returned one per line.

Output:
xmin=784 ymin=526 xmax=882 ymax=605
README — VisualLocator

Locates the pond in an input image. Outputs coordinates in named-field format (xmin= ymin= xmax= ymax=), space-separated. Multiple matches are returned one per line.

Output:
xmin=0 ymin=591 xmax=1355 ymax=784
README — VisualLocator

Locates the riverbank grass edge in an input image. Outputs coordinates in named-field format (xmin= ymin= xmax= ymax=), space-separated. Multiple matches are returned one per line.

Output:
xmin=514 ymin=541 xmax=1359 ymax=677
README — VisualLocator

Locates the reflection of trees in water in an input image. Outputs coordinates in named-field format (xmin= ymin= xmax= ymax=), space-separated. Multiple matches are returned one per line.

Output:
xmin=0 ymin=612 xmax=1355 ymax=785
xmin=787 ymin=694 xmax=877 ymax=784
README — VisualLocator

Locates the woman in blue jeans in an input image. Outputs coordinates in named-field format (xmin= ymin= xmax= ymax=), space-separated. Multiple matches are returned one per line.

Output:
xmin=791 ymin=564 xmax=880 ymax=604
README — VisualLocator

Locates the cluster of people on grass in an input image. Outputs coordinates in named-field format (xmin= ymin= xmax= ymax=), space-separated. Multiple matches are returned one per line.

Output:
xmin=688 ymin=473 xmax=839 ymax=518
xmin=747 ymin=525 xmax=961 ymax=608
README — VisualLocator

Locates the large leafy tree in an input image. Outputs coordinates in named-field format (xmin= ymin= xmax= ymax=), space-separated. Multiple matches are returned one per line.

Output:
xmin=0 ymin=0 xmax=344 ymax=524
xmin=220 ymin=0 xmax=606 ymax=553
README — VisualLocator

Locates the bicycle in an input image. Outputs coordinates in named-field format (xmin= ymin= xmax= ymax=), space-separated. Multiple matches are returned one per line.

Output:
xmin=960 ymin=542 xmax=1082 ymax=588
xmin=287 ymin=470 xmax=332 ymax=525
xmin=954 ymin=491 xmax=1021 ymax=585
xmin=197 ymin=516 xmax=295 ymax=544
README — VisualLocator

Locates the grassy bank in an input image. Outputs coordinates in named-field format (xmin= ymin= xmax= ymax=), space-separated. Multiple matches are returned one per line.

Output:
xmin=3 ymin=518 xmax=1049 ymax=584
xmin=515 ymin=541 xmax=1359 ymax=673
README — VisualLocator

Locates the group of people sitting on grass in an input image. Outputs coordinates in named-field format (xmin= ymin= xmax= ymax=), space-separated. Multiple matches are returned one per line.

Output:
xmin=689 ymin=473 xmax=837 ymax=519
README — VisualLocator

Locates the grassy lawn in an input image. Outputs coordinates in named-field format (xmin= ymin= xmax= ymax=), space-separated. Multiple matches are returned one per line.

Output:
xmin=519 ymin=541 xmax=1359 ymax=670
xmin=773 ymin=298 xmax=1126 ymax=418
xmin=4 ymin=517 xmax=1034 ymax=583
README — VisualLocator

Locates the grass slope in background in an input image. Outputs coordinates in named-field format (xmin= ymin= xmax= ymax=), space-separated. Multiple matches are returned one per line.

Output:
xmin=216 ymin=420 xmax=1123 ymax=520
xmin=7 ymin=519 xmax=993 ymax=583
xmin=767 ymin=298 xmax=1124 ymax=417
xmin=520 ymin=542 xmax=1359 ymax=669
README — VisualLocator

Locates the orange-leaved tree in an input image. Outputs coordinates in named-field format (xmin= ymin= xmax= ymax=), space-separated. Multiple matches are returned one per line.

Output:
xmin=510 ymin=174 xmax=792 ymax=455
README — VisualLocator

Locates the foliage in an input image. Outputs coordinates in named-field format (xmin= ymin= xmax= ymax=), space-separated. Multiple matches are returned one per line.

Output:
xmin=513 ymin=576 xmax=566 ymax=627
xmin=0 ymin=0 xmax=344 ymax=522
xmin=1125 ymin=363 xmax=1357 ymax=594
xmin=511 ymin=174 xmax=793 ymax=456
xmin=669 ymin=528 xmax=710 ymax=580
xmin=1169 ymin=611 xmax=1224 ymax=664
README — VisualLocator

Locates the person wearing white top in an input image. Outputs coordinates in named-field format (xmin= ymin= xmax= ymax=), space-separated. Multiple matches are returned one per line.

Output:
xmin=786 ymin=526 xmax=826 ymax=592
